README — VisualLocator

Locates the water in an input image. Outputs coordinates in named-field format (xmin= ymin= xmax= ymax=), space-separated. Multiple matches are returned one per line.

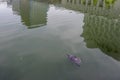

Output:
xmin=0 ymin=0 xmax=120 ymax=80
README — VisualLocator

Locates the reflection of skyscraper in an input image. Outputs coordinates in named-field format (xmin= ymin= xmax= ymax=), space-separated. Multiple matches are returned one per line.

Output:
xmin=20 ymin=0 xmax=30 ymax=27
xmin=19 ymin=0 xmax=49 ymax=29
xmin=4 ymin=0 xmax=49 ymax=29
xmin=81 ymin=14 xmax=120 ymax=61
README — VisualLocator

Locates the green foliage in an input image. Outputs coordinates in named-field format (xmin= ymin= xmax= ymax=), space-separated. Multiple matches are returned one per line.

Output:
xmin=105 ymin=0 xmax=116 ymax=8
xmin=82 ymin=14 xmax=120 ymax=61
xmin=93 ymin=0 xmax=98 ymax=5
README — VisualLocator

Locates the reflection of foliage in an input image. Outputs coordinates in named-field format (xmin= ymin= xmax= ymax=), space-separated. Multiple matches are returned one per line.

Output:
xmin=105 ymin=0 xmax=116 ymax=4
xmin=59 ymin=0 xmax=119 ymax=20
xmin=93 ymin=0 xmax=98 ymax=5
xmin=81 ymin=14 xmax=120 ymax=61
xmin=93 ymin=0 xmax=116 ymax=8
xmin=49 ymin=0 xmax=61 ymax=3
xmin=82 ymin=0 xmax=86 ymax=5
xmin=37 ymin=0 xmax=62 ymax=3
xmin=105 ymin=0 xmax=116 ymax=8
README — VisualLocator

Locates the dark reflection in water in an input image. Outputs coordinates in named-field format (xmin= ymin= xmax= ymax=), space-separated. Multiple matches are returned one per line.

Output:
xmin=4 ymin=0 xmax=49 ymax=29
xmin=20 ymin=0 xmax=48 ymax=28
xmin=81 ymin=14 xmax=120 ymax=61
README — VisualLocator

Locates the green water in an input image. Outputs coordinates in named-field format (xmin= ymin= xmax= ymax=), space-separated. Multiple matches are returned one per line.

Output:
xmin=0 ymin=0 xmax=120 ymax=80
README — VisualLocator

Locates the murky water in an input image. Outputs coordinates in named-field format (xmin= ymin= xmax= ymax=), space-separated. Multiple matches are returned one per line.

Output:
xmin=0 ymin=0 xmax=120 ymax=80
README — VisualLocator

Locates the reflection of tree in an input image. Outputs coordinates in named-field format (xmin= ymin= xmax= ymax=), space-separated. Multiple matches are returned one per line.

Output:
xmin=105 ymin=0 xmax=116 ymax=8
xmin=60 ymin=0 xmax=116 ymax=7
xmin=81 ymin=14 xmax=120 ymax=60
xmin=60 ymin=0 xmax=119 ymax=19
xmin=32 ymin=0 xmax=61 ymax=3
xmin=49 ymin=0 xmax=61 ymax=3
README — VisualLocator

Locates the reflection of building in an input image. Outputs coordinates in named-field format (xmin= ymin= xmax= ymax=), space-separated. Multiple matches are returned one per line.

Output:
xmin=20 ymin=0 xmax=49 ymax=29
xmin=19 ymin=0 xmax=30 ymax=27
xmin=81 ymin=14 xmax=120 ymax=61
xmin=6 ymin=0 xmax=49 ymax=29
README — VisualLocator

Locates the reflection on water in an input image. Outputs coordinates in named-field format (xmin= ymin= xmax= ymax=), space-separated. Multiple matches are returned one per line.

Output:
xmin=61 ymin=0 xmax=120 ymax=19
xmin=20 ymin=0 xmax=48 ymax=28
xmin=0 ymin=0 xmax=120 ymax=80
xmin=3 ymin=0 xmax=120 ymax=27
xmin=81 ymin=14 xmax=120 ymax=60
xmin=53 ymin=0 xmax=120 ymax=61
xmin=61 ymin=0 xmax=116 ymax=8
xmin=11 ymin=0 xmax=49 ymax=28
